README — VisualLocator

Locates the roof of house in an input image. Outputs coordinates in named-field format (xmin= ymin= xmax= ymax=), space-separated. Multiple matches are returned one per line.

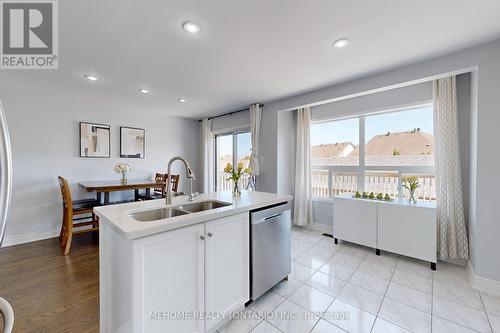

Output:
xmin=311 ymin=142 xmax=354 ymax=158
xmin=351 ymin=129 xmax=433 ymax=156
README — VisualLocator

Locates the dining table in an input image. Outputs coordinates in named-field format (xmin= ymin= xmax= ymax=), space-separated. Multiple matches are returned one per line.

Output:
xmin=79 ymin=179 xmax=166 ymax=205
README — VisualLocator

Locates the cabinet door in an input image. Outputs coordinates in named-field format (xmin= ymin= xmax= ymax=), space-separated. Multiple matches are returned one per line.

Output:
xmin=378 ymin=204 xmax=437 ymax=262
xmin=205 ymin=213 xmax=249 ymax=331
xmin=133 ymin=223 xmax=205 ymax=333
xmin=333 ymin=198 xmax=378 ymax=248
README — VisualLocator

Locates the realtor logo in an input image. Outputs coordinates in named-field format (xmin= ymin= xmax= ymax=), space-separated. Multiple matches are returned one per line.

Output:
xmin=1 ymin=0 xmax=58 ymax=69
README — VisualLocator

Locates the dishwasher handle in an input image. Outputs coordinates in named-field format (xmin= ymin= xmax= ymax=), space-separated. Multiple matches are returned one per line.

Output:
xmin=264 ymin=213 xmax=283 ymax=221
xmin=251 ymin=209 xmax=290 ymax=225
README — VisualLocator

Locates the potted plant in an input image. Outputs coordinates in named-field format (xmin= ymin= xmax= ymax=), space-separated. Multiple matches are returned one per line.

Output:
xmin=224 ymin=162 xmax=252 ymax=197
xmin=114 ymin=163 xmax=131 ymax=184
xmin=402 ymin=175 xmax=420 ymax=204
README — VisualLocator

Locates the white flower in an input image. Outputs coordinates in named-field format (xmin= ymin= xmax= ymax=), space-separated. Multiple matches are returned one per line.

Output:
xmin=114 ymin=163 xmax=131 ymax=174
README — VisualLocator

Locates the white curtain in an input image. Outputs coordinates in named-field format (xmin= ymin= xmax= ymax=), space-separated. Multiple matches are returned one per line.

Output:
xmin=248 ymin=104 xmax=262 ymax=191
xmin=248 ymin=104 xmax=262 ymax=175
xmin=433 ymin=76 xmax=469 ymax=260
xmin=201 ymin=117 xmax=214 ymax=193
xmin=293 ymin=107 xmax=313 ymax=226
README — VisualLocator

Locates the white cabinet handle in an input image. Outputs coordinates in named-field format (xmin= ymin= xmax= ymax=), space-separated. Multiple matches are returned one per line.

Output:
xmin=208 ymin=232 xmax=213 ymax=237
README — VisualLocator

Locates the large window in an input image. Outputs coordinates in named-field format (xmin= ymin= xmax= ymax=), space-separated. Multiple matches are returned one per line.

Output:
xmin=311 ymin=105 xmax=435 ymax=201
xmin=215 ymin=131 xmax=251 ymax=191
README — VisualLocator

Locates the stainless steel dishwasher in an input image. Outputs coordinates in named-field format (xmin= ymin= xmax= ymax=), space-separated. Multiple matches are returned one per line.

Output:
xmin=250 ymin=202 xmax=291 ymax=301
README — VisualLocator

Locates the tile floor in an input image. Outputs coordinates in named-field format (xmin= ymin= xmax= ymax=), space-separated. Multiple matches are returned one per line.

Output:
xmin=218 ymin=227 xmax=500 ymax=333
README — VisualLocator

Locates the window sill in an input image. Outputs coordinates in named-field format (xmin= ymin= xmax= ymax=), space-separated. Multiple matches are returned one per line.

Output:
xmin=312 ymin=197 xmax=334 ymax=203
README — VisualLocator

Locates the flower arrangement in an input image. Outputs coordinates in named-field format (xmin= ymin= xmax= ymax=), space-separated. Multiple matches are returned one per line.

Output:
xmin=114 ymin=163 xmax=131 ymax=183
xmin=402 ymin=175 xmax=420 ymax=204
xmin=224 ymin=162 xmax=252 ymax=197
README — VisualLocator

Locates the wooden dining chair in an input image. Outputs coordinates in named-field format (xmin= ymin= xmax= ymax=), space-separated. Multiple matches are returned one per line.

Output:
xmin=168 ymin=174 xmax=180 ymax=193
xmin=137 ymin=173 xmax=180 ymax=200
xmin=58 ymin=176 xmax=100 ymax=255
xmin=137 ymin=173 xmax=167 ymax=200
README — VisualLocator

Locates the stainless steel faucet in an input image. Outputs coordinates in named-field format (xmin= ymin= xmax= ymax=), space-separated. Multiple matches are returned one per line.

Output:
xmin=165 ymin=156 xmax=198 ymax=204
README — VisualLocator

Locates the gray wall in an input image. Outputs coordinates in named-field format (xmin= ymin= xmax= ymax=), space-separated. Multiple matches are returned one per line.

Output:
xmin=312 ymin=82 xmax=432 ymax=121
xmin=0 ymin=85 xmax=200 ymax=245
xmin=258 ymin=38 xmax=500 ymax=282
xmin=277 ymin=110 xmax=296 ymax=195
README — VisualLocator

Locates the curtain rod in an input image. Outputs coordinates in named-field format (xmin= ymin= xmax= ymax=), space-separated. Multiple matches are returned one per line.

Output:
xmin=198 ymin=103 xmax=263 ymax=122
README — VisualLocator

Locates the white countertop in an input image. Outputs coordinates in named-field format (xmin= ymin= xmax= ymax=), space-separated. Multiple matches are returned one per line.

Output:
xmin=334 ymin=193 xmax=436 ymax=209
xmin=94 ymin=191 xmax=293 ymax=239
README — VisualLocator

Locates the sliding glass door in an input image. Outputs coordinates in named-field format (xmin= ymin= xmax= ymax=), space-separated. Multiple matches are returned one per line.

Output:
xmin=215 ymin=131 xmax=251 ymax=191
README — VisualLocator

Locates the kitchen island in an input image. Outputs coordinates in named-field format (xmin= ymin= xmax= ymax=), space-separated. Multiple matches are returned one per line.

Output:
xmin=95 ymin=191 xmax=292 ymax=333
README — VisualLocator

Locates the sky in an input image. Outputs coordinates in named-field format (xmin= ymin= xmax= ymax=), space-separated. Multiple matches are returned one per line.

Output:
xmin=217 ymin=132 xmax=251 ymax=158
xmin=311 ymin=106 xmax=433 ymax=146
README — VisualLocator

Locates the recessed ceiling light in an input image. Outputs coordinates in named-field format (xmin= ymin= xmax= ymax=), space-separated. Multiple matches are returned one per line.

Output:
xmin=139 ymin=88 xmax=149 ymax=94
xmin=178 ymin=98 xmax=187 ymax=103
xmin=333 ymin=38 xmax=350 ymax=48
xmin=84 ymin=74 xmax=98 ymax=81
xmin=182 ymin=21 xmax=201 ymax=34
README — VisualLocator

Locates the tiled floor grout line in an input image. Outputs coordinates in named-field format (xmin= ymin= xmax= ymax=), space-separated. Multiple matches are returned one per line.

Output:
xmin=478 ymin=292 xmax=495 ymax=333
xmin=431 ymin=281 xmax=491 ymax=312
xmin=313 ymin=247 xmax=368 ymax=332
xmin=306 ymin=244 xmax=349 ymax=333
xmin=318 ymin=263 xmax=356 ymax=332
xmin=369 ymin=254 xmax=402 ymax=333
xmin=295 ymin=248 xmax=339 ymax=333
xmin=263 ymin=318 xmax=285 ymax=333
xmin=430 ymin=313 xmax=484 ymax=333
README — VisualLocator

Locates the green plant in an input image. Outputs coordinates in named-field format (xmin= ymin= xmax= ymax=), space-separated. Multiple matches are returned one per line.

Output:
xmin=362 ymin=192 xmax=368 ymax=198
xmin=402 ymin=175 xmax=419 ymax=193
xmin=355 ymin=191 xmax=361 ymax=198
xmin=384 ymin=194 xmax=391 ymax=201
xmin=369 ymin=192 xmax=375 ymax=199
xmin=402 ymin=175 xmax=420 ymax=204
xmin=376 ymin=193 xmax=383 ymax=200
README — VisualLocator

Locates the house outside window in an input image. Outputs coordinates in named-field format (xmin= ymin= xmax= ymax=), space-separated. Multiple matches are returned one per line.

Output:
xmin=311 ymin=105 xmax=435 ymax=201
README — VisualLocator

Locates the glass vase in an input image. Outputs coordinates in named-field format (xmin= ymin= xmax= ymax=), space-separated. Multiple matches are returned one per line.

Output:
xmin=121 ymin=172 xmax=128 ymax=185
xmin=408 ymin=190 xmax=417 ymax=205
xmin=232 ymin=181 xmax=241 ymax=197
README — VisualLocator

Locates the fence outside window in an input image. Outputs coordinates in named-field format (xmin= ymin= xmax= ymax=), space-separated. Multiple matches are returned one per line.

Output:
xmin=217 ymin=173 xmax=251 ymax=191
xmin=312 ymin=167 xmax=436 ymax=202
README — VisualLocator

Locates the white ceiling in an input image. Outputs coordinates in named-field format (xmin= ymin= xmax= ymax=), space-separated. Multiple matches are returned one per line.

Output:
xmin=3 ymin=0 xmax=500 ymax=118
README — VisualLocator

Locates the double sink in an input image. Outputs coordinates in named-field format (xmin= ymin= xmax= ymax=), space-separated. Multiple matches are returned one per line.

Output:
xmin=129 ymin=200 xmax=232 ymax=222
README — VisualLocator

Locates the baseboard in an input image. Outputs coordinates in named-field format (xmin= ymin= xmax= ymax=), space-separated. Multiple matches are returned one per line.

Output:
xmin=467 ymin=261 xmax=500 ymax=297
xmin=304 ymin=223 xmax=332 ymax=234
xmin=1 ymin=228 xmax=60 ymax=248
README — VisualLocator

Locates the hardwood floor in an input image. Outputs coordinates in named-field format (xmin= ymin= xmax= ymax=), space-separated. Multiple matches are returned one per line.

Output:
xmin=0 ymin=234 xmax=99 ymax=332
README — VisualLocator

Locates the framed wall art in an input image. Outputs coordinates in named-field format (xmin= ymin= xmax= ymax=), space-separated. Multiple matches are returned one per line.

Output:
xmin=79 ymin=122 xmax=111 ymax=158
xmin=120 ymin=126 xmax=145 ymax=158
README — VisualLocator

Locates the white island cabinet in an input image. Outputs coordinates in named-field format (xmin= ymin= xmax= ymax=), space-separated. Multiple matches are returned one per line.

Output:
xmin=96 ymin=191 xmax=291 ymax=333
xmin=134 ymin=222 xmax=206 ymax=333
